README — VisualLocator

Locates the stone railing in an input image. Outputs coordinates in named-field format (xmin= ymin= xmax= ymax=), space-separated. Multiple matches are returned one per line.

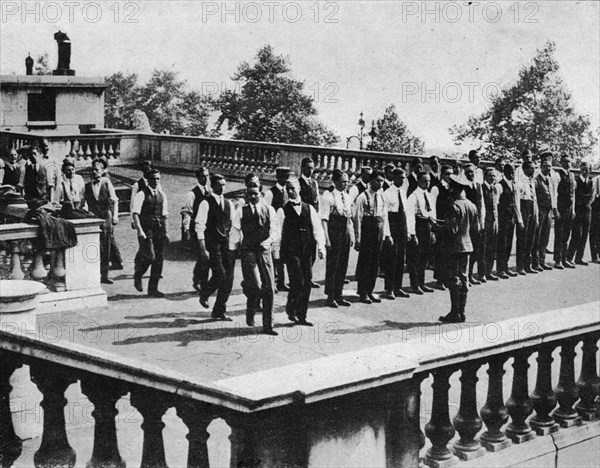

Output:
xmin=0 ymin=204 xmax=106 ymax=313
xmin=0 ymin=303 xmax=598 ymax=467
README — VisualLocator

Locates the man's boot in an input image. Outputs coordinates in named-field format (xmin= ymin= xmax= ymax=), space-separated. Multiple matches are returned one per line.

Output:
xmin=439 ymin=288 xmax=460 ymax=323
xmin=457 ymin=290 xmax=468 ymax=323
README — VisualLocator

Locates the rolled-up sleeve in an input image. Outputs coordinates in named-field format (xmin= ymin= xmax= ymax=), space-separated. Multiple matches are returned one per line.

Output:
xmin=310 ymin=206 xmax=325 ymax=252
xmin=131 ymin=190 xmax=145 ymax=214
xmin=195 ymin=200 xmax=210 ymax=240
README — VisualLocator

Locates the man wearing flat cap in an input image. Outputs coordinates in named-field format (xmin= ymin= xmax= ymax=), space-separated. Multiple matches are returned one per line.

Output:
xmin=55 ymin=159 xmax=85 ymax=209
xmin=439 ymin=174 xmax=479 ymax=323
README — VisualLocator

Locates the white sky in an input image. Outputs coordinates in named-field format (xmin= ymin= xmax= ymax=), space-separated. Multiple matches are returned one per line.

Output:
xmin=1 ymin=1 xmax=599 ymax=153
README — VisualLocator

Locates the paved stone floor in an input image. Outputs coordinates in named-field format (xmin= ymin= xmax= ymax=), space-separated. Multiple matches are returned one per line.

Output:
xmin=12 ymin=171 xmax=600 ymax=467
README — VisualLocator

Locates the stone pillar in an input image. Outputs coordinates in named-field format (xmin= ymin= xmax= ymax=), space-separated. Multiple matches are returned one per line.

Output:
xmin=506 ymin=351 xmax=535 ymax=443
xmin=575 ymin=333 xmax=600 ymax=421
xmin=553 ymin=338 xmax=583 ymax=428
xmin=530 ymin=345 xmax=559 ymax=436
xmin=453 ymin=362 xmax=485 ymax=460
xmin=479 ymin=357 xmax=511 ymax=452
xmin=176 ymin=400 xmax=213 ymax=468
xmin=0 ymin=353 xmax=23 ymax=468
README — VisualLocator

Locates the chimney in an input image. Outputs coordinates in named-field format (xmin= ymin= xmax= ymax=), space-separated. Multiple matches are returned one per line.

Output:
xmin=25 ymin=53 xmax=33 ymax=75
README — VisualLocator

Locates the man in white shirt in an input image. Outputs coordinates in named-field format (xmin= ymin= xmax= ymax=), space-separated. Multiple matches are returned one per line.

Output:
xmin=54 ymin=159 xmax=85 ymax=208
xmin=321 ymin=169 xmax=354 ymax=307
xmin=382 ymin=168 xmax=411 ymax=299
xmin=131 ymin=169 xmax=168 ymax=296
xmin=348 ymin=166 xmax=372 ymax=203
xmin=231 ymin=182 xmax=279 ymax=335
xmin=515 ymin=161 xmax=538 ymax=274
xmin=183 ymin=167 xmax=210 ymax=292
xmin=278 ymin=178 xmax=325 ymax=326
xmin=430 ymin=165 xmax=456 ymax=289
xmin=407 ymin=171 xmax=437 ymax=294
xmin=353 ymin=170 xmax=393 ymax=303
xmin=196 ymin=174 xmax=236 ymax=321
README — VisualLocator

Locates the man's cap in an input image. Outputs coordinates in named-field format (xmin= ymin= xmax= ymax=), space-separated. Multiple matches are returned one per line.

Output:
xmin=449 ymin=174 xmax=470 ymax=187
xmin=93 ymin=157 xmax=108 ymax=169
xmin=275 ymin=166 xmax=292 ymax=177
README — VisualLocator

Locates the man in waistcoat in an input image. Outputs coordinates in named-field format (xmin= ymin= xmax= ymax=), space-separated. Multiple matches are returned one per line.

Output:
xmin=278 ymin=178 xmax=325 ymax=326
xmin=84 ymin=159 xmax=119 ymax=285
xmin=264 ymin=166 xmax=292 ymax=292
xmin=406 ymin=171 xmax=436 ymax=294
xmin=532 ymin=155 xmax=558 ymax=270
xmin=589 ymin=173 xmax=600 ymax=263
xmin=232 ymin=182 xmax=279 ymax=335
xmin=382 ymin=168 xmax=411 ymax=299
xmin=196 ymin=174 xmax=236 ymax=320
xmin=439 ymin=175 xmax=480 ymax=323
xmin=553 ymin=155 xmax=576 ymax=269
xmin=430 ymin=165 xmax=454 ymax=289
xmin=515 ymin=161 xmax=538 ymax=275
xmin=354 ymin=170 xmax=393 ymax=303
xmin=568 ymin=162 xmax=593 ymax=265
xmin=183 ymin=167 xmax=211 ymax=292
xmin=130 ymin=160 xmax=154 ymax=224
xmin=496 ymin=164 xmax=518 ymax=278
xmin=463 ymin=163 xmax=486 ymax=284
xmin=349 ymin=166 xmax=373 ymax=203
xmin=55 ymin=159 xmax=85 ymax=209
xmin=21 ymin=145 xmax=51 ymax=205
xmin=428 ymin=156 xmax=441 ymax=190
xmin=299 ymin=157 xmax=322 ymax=289
xmin=132 ymin=169 xmax=169 ymax=297
xmin=2 ymin=149 xmax=22 ymax=190
xmin=481 ymin=167 xmax=499 ymax=280
xmin=321 ymin=169 xmax=354 ymax=307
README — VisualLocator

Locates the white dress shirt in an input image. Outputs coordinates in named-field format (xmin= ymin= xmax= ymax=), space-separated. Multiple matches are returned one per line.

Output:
xmin=320 ymin=189 xmax=353 ymax=220
xmin=54 ymin=174 xmax=86 ymax=206
xmin=407 ymin=186 xmax=436 ymax=226
xmin=353 ymin=188 xmax=391 ymax=242
xmin=383 ymin=184 xmax=414 ymax=236
xmin=514 ymin=176 xmax=538 ymax=224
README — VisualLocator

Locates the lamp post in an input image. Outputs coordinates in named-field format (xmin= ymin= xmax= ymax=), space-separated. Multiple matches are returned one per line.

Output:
xmin=346 ymin=112 xmax=377 ymax=150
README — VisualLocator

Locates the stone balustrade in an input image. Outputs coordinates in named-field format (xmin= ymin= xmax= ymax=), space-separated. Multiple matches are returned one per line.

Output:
xmin=0 ymin=204 xmax=106 ymax=313
xmin=0 ymin=303 xmax=598 ymax=468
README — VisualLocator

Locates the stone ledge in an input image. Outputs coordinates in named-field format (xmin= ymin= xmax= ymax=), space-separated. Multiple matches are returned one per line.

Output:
xmin=36 ymin=287 xmax=107 ymax=314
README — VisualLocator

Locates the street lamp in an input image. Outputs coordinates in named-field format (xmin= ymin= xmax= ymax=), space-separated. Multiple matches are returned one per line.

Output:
xmin=346 ymin=112 xmax=377 ymax=150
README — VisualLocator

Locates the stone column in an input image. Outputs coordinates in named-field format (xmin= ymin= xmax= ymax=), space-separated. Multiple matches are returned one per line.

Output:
xmin=453 ymin=362 xmax=485 ymax=460
xmin=479 ymin=357 xmax=511 ymax=452
xmin=553 ymin=338 xmax=583 ymax=428
xmin=506 ymin=351 xmax=535 ymax=443
xmin=575 ymin=333 xmax=600 ymax=421
xmin=530 ymin=345 xmax=559 ymax=436
xmin=176 ymin=399 xmax=214 ymax=468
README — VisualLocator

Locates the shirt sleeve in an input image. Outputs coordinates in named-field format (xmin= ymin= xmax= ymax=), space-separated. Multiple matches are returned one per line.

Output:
xmin=195 ymin=200 xmax=209 ymax=240
xmin=406 ymin=193 xmax=418 ymax=236
xmin=514 ymin=181 xmax=523 ymax=225
xmin=263 ymin=189 xmax=273 ymax=206
xmin=309 ymin=205 xmax=326 ymax=251
xmin=265 ymin=206 xmax=280 ymax=247
xmin=106 ymin=179 xmax=119 ymax=203
xmin=382 ymin=199 xmax=391 ymax=237
xmin=320 ymin=191 xmax=333 ymax=221
xmin=348 ymin=185 xmax=359 ymax=203
xmin=352 ymin=193 xmax=365 ymax=244
xmin=184 ymin=190 xmax=195 ymax=214
xmin=132 ymin=190 xmax=145 ymax=215
xmin=54 ymin=180 xmax=64 ymax=204
xmin=230 ymin=205 xmax=243 ymax=249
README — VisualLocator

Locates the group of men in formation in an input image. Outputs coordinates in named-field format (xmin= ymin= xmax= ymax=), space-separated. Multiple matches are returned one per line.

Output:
xmin=3 ymin=143 xmax=599 ymax=331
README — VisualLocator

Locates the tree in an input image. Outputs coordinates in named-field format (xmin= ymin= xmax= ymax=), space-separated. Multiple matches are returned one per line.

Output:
xmin=214 ymin=45 xmax=339 ymax=146
xmin=366 ymin=104 xmax=425 ymax=154
xmin=34 ymin=53 xmax=51 ymax=75
xmin=450 ymin=41 xmax=597 ymax=164
xmin=104 ymin=70 xmax=211 ymax=136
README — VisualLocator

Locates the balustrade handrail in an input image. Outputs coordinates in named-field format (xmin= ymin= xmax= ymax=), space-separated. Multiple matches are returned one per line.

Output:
xmin=1 ymin=302 xmax=598 ymax=414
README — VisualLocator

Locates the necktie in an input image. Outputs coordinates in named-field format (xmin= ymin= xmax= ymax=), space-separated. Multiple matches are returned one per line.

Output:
xmin=373 ymin=192 xmax=378 ymax=215
xmin=397 ymin=189 xmax=404 ymax=213
xmin=424 ymin=191 xmax=431 ymax=212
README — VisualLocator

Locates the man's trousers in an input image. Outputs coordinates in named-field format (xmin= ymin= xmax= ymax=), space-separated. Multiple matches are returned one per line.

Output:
xmin=134 ymin=233 xmax=165 ymax=292
xmin=325 ymin=215 xmax=351 ymax=299
xmin=568 ymin=209 xmax=591 ymax=263
xmin=408 ymin=218 xmax=431 ymax=289
xmin=204 ymin=243 xmax=235 ymax=316
xmin=554 ymin=209 xmax=572 ymax=265
xmin=496 ymin=213 xmax=515 ymax=273
xmin=383 ymin=212 xmax=407 ymax=292
xmin=590 ymin=199 xmax=600 ymax=260
xmin=516 ymin=200 xmax=536 ymax=271
xmin=241 ymin=247 xmax=275 ymax=330
xmin=285 ymin=249 xmax=314 ymax=321
xmin=356 ymin=217 xmax=384 ymax=296
xmin=532 ymin=207 xmax=551 ymax=267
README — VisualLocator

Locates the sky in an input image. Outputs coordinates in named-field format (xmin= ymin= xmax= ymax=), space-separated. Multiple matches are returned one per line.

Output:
xmin=1 ymin=1 xmax=599 ymax=154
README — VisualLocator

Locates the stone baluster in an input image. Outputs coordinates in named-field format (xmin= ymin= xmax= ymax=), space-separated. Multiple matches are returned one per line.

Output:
xmin=176 ymin=400 xmax=213 ymax=468
xmin=30 ymin=364 xmax=77 ymax=468
xmin=76 ymin=143 xmax=84 ymax=160
xmin=7 ymin=241 xmax=24 ymax=280
xmin=85 ymin=144 xmax=92 ymax=160
xmin=107 ymin=143 xmax=115 ymax=159
xmin=453 ymin=361 xmax=485 ymax=460
xmin=0 ymin=354 xmax=23 ymax=468
xmin=100 ymin=141 xmax=107 ymax=157
xmin=49 ymin=249 xmax=66 ymax=291
xmin=69 ymin=140 xmax=78 ymax=158
xmin=92 ymin=143 xmax=100 ymax=159
xmin=80 ymin=376 xmax=127 ymax=468
xmin=130 ymin=387 xmax=171 ymax=468
xmin=506 ymin=351 xmax=536 ymax=443
xmin=424 ymin=368 xmax=458 ymax=467
xmin=29 ymin=247 xmax=48 ymax=280
xmin=386 ymin=374 xmax=426 ymax=468
xmin=114 ymin=140 xmax=121 ymax=159
xmin=530 ymin=345 xmax=559 ymax=435
xmin=575 ymin=333 xmax=600 ymax=420
xmin=479 ymin=357 xmax=511 ymax=451
xmin=553 ymin=338 xmax=583 ymax=427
